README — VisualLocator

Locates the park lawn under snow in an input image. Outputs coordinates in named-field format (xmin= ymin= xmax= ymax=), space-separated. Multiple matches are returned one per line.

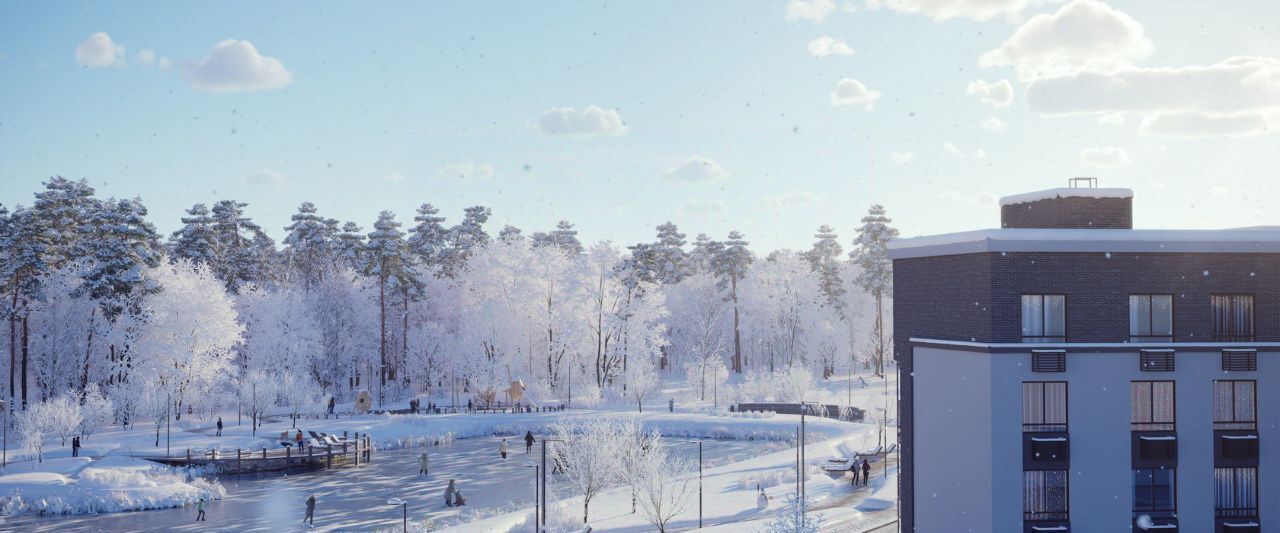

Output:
xmin=0 ymin=455 xmax=224 ymax=516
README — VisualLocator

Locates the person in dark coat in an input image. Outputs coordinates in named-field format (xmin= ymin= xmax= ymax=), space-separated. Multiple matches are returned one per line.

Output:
xmin=304 ymin=495 xmax=316 ymax=525
xmin=467 ymin=399 xmax=473 ymax=412
xmin=216 ymin=417 xmax=223 ymax=437
xmin=849 ymin=459 xmax=859 ymax=486
xmin=861 ymin=459 xmax=871 ymax=486
xmin=72 ymin=436 xmax=80 ymax=457
xmin=328 ymin=396 xmax=335 ymax=414
xmin=524 ymin=431 xmax=535 ymax=453
xmin=444 ymin=479 xmax=457 ymax=507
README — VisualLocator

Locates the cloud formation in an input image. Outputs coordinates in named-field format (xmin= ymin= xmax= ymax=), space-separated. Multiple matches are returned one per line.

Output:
xmin=943 ymin=142 xmax=986 ymax=159
xmin=866 ymin=0 xmax=1040 ymax=22
xmin=890 ymin=150 xmax=914 ymax=164
xmin=244 ymin=169 xmax=287 ymax=190
xmin=980 ymin=0 xmax=1152 ymax=80
xmin=1138 ymin=112 xmax=1274 ymax=139
xmin=680 ymin=200 xmax=727 ymax=216
xmin=981 ymin=117 xmax=1008 ymax=132
xmin=787 ymin=0 xmax=837 ymax=23
xmin=1078 ymin=146 xmax=1132 ymax=168
xmin=184 ymin=39 xmax=293 ymax=93
xmin=808 ymin=36 xmax=855 ymax=57
xmin=661 ymin=156 xmax=729 ymax=182
xmin=75 ymin=32 xmax=125 ymax=68
xmin=830 ymin=78 xmax=881 ymax=109
xmin=762 ymin=191 xmax=819 ymax=210
xmin=438 ymin=163 xmax=495 ymax=180
xmin=966 ymin=78 xmax=1014 ymax=107
xmin=533 ymin=105 xmax=627 ymax=136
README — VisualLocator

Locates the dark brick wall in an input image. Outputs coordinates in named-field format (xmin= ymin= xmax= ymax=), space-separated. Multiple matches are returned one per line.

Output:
xmin=1001 ymin=196 xmax=1133 ymax=229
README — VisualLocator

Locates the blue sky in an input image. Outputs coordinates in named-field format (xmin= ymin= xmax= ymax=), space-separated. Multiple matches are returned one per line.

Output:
xmin=1 ymin=1 xmax=1277 ymax=250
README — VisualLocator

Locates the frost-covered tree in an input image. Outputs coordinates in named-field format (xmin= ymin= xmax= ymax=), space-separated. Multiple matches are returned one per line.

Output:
xmin=805 ymin=225 xmax=845 ymax=310
xmin=497 ymin=224 xmax=523 ymax=243
xmin=667 ymin=271 xmax=727 ymax=398
xmin=78 ymin=197 xmax=163 ymax=318
xmin=849 ymin=205 xmax=898 ymax=377
xmin=279 ymin=371 xmax=316 ymax=428
xmin=764 ymin=492 xmax=823 ymax=533
xmin=31 ymin=176 xmax=99 ymax=267
xmin=334 ymin=221 xmax=366 ymax=271
xmin=533 ymin=220 xmax=584 ymax=256
xmin=407 ymin=203 xmax=449 ymax=273
xmin=3 ymin=207 xmax=51 ymax=409
xmin=45 ymin=394 xmax=83 ymax=446
xmin=741 ymin=251 xmax=827 ymax=373
xmin=440 ymin=205 xmax=491 ymax=278
xmin=712 ymin=231 xmax=752 ymax=373
xmin=363 ymin=211 xmax=417 ymax=404
xmin=78 ymin=382 xmax=113 ymax=439
xmin=17 ymin=404 xmax=50 ymax=462
xmin=624 ymin=432 xmax=694 ymax=533
xmin=623 ymin=354 xmax=659 ymax=412
xmin=282 ymin=202 xmax=339 ymax=287
xmin=308 ymin=269 xmax=376 ymax=396
xmin=27 ymin=265 xmax=100 ymax=400
xmin=210 ymin=199 xmax=273 ymax=292
xmin=168 ymin=203 xmax=218 ymax=267
xmin=242 ymin=370 xmax=279 ymax=436
xmin=139 ymin=376 xmax=170 ymax=446
xmin=553 ymin=417 xmax=629 ymax=523
xmin=627 ymin=222 xmax=688 ymax=285
xmin=688 ymin=233 xmax=722 ymax=274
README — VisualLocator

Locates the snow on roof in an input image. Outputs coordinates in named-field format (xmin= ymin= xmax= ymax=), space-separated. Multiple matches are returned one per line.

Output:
xmin=888 ymin=227 xmax=1280 ymax=259
xmin=999 ymin=187 xmax=1133 ymax=206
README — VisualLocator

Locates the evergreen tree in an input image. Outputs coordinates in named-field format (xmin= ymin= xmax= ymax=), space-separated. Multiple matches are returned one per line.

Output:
xmin=805 ymin=225 xmax=845 ymax=310
xmin=209 ymin=200 xmax=271 ymax=292
xmin=850 ymin=205 xmax=899 ymax=377
xmin=168 ymin=204 xmax=218 ymax=267
xmin=363 ymin=211 xmax=417 ymax=405
xmin=689 ymin=233 xmax=722 ymax=274
xmin=712 ymin=231 xmax=752 ymax=373
xmin=1 ymin=207 xmax=50 ymax=409
xmin=440 ymin=205 xmax=491 ymax=278
xmin=627 ymin=222 xmax=688 ymax=284
xmin=533 ymin=220 xmax=583 ymax=256
xmin=406 ymin=203 xmax=449 ymax=271
xmin=334 ymin=221 xmax=366 ymax=271
xmin=497 ymin=224 xmax=524 ymax=243
xmin=282 ymin=201 xmax=339 ymax=287
xmin=77 ymin=198 xmax=163 ymax=318
xmin=31 ymin=176 xmax=99 ymax=268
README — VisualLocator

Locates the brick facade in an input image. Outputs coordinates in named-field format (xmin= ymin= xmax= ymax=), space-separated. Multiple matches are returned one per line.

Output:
xmin=1001 ymin=196 xmax=1133 ymax=229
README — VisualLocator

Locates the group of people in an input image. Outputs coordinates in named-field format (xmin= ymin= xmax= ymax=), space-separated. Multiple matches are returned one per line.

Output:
xmin=443 ymin=479 xmax=468 ymax=507
xmin=849 ymin=457 xmax=872 ymax=486
xmin=499 ymin=431 xmax=537 ymax=459
xmin=280 ymin=429 xmax=307 ymax=449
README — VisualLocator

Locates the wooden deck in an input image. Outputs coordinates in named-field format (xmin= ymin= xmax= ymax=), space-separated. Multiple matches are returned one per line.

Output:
xmin=147 ymin=432 xmax=375 ymax=475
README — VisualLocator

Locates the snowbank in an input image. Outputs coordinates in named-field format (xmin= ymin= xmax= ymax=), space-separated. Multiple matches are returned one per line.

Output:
xmin=0 ymin=456 xmax=223 ymax=516
xmin=856 ymin=466 xmax=898 ymax=512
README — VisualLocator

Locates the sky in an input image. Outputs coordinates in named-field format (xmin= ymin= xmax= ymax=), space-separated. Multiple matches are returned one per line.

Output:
xmin=1 ymin=0 xmax=1277 ymax=251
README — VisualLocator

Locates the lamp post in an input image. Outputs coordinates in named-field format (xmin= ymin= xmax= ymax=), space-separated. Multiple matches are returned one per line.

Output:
xmin=540 ymin=437 xmax=564 ymax=528
xmin=524 ymin=461 xmax=539 ymax=530
xmin=687 ymin=439 xmax=704 ymax=528
xmin=1 ymin=399 xmax=7 ymax=470
xmin=798 ymin=400 xmax=820 ymax=507
xmin=166 ymin=391 xmax=171 ymax=456
xmin=386 ymin=497 xmax=407 ymax=532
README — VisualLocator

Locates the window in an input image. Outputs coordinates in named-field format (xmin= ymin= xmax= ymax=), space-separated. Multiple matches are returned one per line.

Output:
xmin=1211 ymin=295 xmax=1254 ymax=342
xmin=1022 ymin=295 xmax=1066 ymax=342
xmin=1213 ymin=380 xmax=1257 ymax=430
xmin=1134 ymin=469 xmax=1176 ymax=513
xmin=1024 ymin=470 xmax=1069 ymax=521
xmin=1130 ymin=295 xmax=1173 ymax=342
xmin=1023 ymin=382 xmax=1068 ymax=432
xmin=1131 ymin=381 xmax=1176 ymax=431
xmin=1140 ymin=350 xmax=1175 ymax=372
xmin=1222 ymin=350 xmax=1257 ymax=372
xmin=1214 ymin=467 xmax=1258 ymax=518
xmin=1032 ymin=350 xmax=1066 ymax=373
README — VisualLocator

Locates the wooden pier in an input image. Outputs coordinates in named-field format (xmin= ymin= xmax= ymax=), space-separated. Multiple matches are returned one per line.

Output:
xmin=147 ymin=432 xmax=374 ymax=475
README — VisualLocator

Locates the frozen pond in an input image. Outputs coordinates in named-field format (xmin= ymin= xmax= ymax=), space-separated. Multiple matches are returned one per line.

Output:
xmin=0 ymin=434 xmax=785 ymax=532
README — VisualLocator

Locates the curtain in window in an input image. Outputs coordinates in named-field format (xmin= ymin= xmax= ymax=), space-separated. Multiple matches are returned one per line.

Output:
xmin=1023 ymin=295 xmax=1044 ymax=337
xmin=1130 ymin=295 xmax=1151 ymax=337
xmin=1212 ymin=295 xmax=1254 ymax=340
xmin=1025 ymin=470 xmax=1069 ymax=518
xmin=1215 ymin=467 xmax=1258 ymax=516
xmin=1214 ymin=380 xmax=1257 ymax=425
xmin=1024 ymin=382 xmax=1067 ymax=427
xmin=1151 ymin=295 xmax=1173 ymax=337
xmin=1044 ymin=295 xmax=1065 ymax=337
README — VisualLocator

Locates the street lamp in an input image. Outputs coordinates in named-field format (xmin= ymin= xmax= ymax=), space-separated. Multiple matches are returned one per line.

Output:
xmin=540 ymin=437 xmax=564 ymax=528
xmin=0 ymin=399 xmax=7 ymax=470
xmin=797 ymin=400 xmax=821 ymax=507
xmin=386 ymin=497 xmax=407 ymax=533
xmin=687 ymin=439 xmax=704 ymax=528
xmin=524 ymin=461 xmax=539 ymax=530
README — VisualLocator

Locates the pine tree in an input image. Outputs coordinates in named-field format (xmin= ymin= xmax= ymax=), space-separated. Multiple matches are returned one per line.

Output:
xmin=440 ymin=205 xmax=491 ymax=278
xmin=652 ymin=222 xmax=688 ymax=284
xmin=533 ymin=220 xmax=583 ymax=256
xmin=712 ymin=231 xmax=752 ymax=373
xmin=497 ymin=224 xmax=524 ymax=243
xmin=362 ymin=211 xmax=417 ymax=405
xmin=31 ymin=176 xmax=99 ymax=268
xmin=805 ymin=225 xmax=845 ymax=310
xmin=850 ymin=205 xmax=899 ymax=377
xmin=282 ymin=201 xmax=339 ymax=287
xmin=168 ymin=204 xmax=218 ymax=267
xmin=406 ymin=203 xmax=449 ymax=272
xmin=334 ymin=221 xmax=366 ymax=271
xmin=209 ymin=200 xmax=271 ymax=292
xmin=689 ymin=233 xmax=722 ymax=274
xmin=1 ymin=206 xmax=50 ymax=409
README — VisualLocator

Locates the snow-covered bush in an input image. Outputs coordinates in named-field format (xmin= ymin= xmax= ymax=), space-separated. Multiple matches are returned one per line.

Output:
xmin=79 ymin=383 xmax=114 ymax=439
xmin=762 ymin=492 xmax=823 ymax=533
xmin=774 ymin=365 xmax=815 ymax=403
xmin=44 ymin=394 xmax=84 ymax=446
xmin=17 ymin=406 xmax=51 ymax=462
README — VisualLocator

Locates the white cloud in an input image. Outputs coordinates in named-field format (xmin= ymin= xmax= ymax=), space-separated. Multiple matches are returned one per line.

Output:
xmin=1097 ymin=113 xmax=1125 ymax=126
xmin=979 ymin=0 xmax=1153 ymax=81
xmin=137 ymin=49 xmax=156 ymax=65
xmin=157 ymin=57 xmax=172 ymax=70
xmin=680 ymin=200 xmax=727 ymax=216
xmin=1078 ymin=146 xmax=1132 ymax=168
xmin=981 ymin=117 xmax=1008 ymax=132
xmin=761 ymin=191 xmax=819 ymax=210
xmin=438 ymin=163 xmax=495 ymax=180
xmin=808 ymin=36 xmax=855 ymax=57
xmin=830 ymin=78 xmax=882 ymax=109
xmin=966 ymin=79 xmax=1014 ymax=107
xmin=866 ymin=0 xmax=1042 ymax=22
xmin=890 ymin=150 xmax=914 ymax=164
xmin=661 ymin=156 xmax=729 ymax=183
xmin=533 ymin=105 xmax=627 ymax=137
xmin=75 ymin=32 xmax=125 ymax=68
xmin=244 ymin=169 xmax=287 ymax=190
xmin=943 ymin=141 xmax=986 ymax=159
xmin=1138 ymin=112 xmax=1275 ymax=138
xmin=183 ymin=39 xmax=293 ymax=93
xmin=787 ymin=0 xmax=837 ymax=23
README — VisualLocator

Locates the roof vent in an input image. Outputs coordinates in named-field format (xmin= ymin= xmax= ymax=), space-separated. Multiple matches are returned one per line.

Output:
xmin=1069 ymin=177 xmax=1097 ymax=189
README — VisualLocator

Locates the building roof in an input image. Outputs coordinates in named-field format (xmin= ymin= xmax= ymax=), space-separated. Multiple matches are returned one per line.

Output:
xmin=888 ymin=227 xmax=1280 ymax=259
xmin=999 ymin=187 xmax=1133 ymax=206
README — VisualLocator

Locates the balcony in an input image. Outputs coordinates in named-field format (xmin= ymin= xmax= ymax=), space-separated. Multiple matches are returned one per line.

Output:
xmin=1132 ymin=432 xmax=1177 ymax=469
xmin=1024 ymin=433 xmax=1070 ymax=470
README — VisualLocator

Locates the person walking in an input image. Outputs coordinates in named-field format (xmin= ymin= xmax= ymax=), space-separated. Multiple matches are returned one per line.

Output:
xmin=849 ymin=458 xmax=860 ymax=486
xmin=861 ymin=458 xmax=871 ymax=486
xmin=216 ymin=417 xmax=223 ymax=437
xmin=524 ymin=431 xmax=535 ymax=454
xmin=467 ymin=399 xmax=473 ymax=412
xmin=72 ymin=436 xmax=80 ymax=458
xmin=295 ymin=429 xmax=305 ymax=450
xmin=668 ymin=398 xmax=674 ymax=413
xmin=444 ymin=479 xmax=457 ymax=507
xmin=195 ymin=497 xmax=207 ymax=521
xmin=303 ymin=494 xmax=316 ymax=526
xmin=419 ymin=451 xmax=429 ymax=476
xmin=328 ymin=396 xmax=335 ymax=415
xmin=500 ymin=438 xmax=509 ymax=459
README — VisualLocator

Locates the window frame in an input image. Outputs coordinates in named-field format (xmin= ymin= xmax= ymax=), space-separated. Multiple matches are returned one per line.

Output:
xmin=1210 ymin=294 xmax=1255 ymax=342
xmin=1131 ymin=380 xmax=1176 ymax=431
xmin=1022 ymin=294 xmax=1067 ymax=343
xmin=1023 ymin=381 xmax=1069 ymax=433
xmin=1214 ymin=467 xmax=1259 ymax=519
xmin=1133 ymin=468 xmax=1178 ymax=514
xmin=1129 ymin=294 xmax=1174 ymax=342
xmin=1213 ymin=380 xmax=1257 ymax=431
xmin=1023 ymin=469 xmax=1070 ymax=522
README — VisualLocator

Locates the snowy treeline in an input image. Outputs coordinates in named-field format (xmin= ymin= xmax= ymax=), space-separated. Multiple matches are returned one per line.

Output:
xmin=0 ymin=177 xmax=895 ymax=439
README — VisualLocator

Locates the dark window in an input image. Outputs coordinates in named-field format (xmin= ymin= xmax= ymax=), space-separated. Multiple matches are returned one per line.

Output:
xmin=1211 ymin=295 xmax=1254 ymax=342
xmin=1025 ymin=434 xmax=1070 ymax=469
xmin=1024 ymin=470 xmax=1069 ymax=521
xmin=1219 ymin=434 xmax=1259 ymax=461
xmin=1131 ymin=381 xmax=1175 ymax=431
xmin=1214 ymin=467 xmax=1258 ymax=518
xmin=1134 ymin=468 xmax=1176 ymax=513
xmin=1136 ymin=434 xmax=1178 ymax=463
xmin=1140 ymin=350 xmax=1175 ymax=372
xmin=1022 ymin=295 xmax=1066 ymax=342
xmin=1130 ymin=295 xmax=1173 ymax=342
xmin=1032 ymin=350 xmax=1067 ymax=373
xmin=1222 ymin=350 xmax=1257 ymax=372
xmin=1213 ymin=380 xmax=1257 ymax=431
xmin=1023 ymin=382 xmax=1068 ymax=432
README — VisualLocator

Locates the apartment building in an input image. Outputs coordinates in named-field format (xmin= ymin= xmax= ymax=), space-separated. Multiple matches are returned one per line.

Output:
xmin=889 ymin=183 xmax=1278 ymax=532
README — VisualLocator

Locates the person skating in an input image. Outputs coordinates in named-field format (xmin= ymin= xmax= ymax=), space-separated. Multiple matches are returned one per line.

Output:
xmin=303 ymin=495 xmax=316 ymax=526
xmin=419 ymin=451 xmax=429 ymax=476
xmin=524 ymin=431 xmax=535 ymax=454
xmin=861 ymin=458 xmax=871 ymax=486
xmin=444 ymin=479 xmax=457 ymax=507
xmin=195 ymin=497 xmax=207 ymax=521
xmin=216 ymin=417 xmax=223 ymax=437
xmin=500 ymin=438 xmax=509 ymax=459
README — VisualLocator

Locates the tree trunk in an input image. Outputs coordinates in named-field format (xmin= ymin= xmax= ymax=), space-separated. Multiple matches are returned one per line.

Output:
xmin=731 ymin=276 xmax=742 ymax=374
xmin=8 ymin=317 xmax=15 ymax=409
xmin=875 ymin=293 xmax=885 ymax=378
xmin=81 ymin=308 xmax=97 ymax=392
xmin=21 ymin=316 xmax=29 ymax=409
xmin=378 ymin=274 xmax=386 ymax=406
xmin=401 ymin=284 xmax=409 ymax=386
